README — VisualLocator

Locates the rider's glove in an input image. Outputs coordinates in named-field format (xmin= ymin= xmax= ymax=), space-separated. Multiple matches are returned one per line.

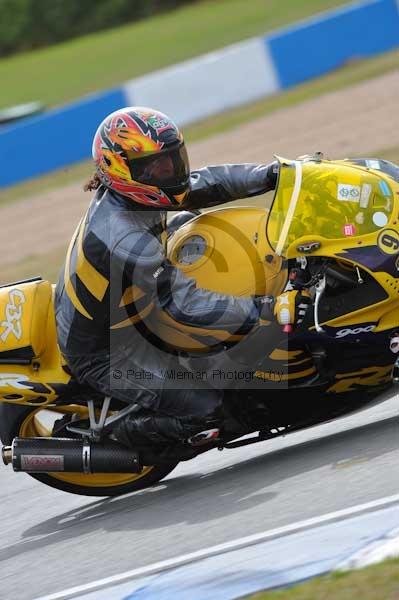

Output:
xmin=254 ymin=295 xmax=275 ymax=324
xmin=274 ymin=289 xmax=311 ymax=327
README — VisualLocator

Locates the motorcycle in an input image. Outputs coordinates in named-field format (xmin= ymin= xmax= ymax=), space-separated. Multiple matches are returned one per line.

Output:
xmin=1 ymin=153 xmax=399 ymax=497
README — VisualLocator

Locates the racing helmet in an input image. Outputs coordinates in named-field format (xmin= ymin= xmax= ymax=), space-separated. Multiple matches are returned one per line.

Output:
xmin=92 ymin=107 xmax=190 ymax=207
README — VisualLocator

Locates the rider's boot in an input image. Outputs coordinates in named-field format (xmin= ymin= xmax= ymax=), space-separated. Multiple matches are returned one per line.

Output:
xmin=111 ymin=412 xmax=221 ymax=464
xmin=112 ymin=412 xmax=220 ymax=448
xmin=187 ymin=428 xmax=220 ymax=446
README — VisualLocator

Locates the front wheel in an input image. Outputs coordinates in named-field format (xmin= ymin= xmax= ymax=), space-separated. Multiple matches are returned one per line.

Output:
xmin=0 ymin=403 xmax=178 ymax=497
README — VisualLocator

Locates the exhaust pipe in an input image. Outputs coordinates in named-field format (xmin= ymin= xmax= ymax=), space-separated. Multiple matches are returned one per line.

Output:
xmin=2 ymin=446 xmax=12 ymax=465
xmin=2 ymin=437 xmax=141 ymax=474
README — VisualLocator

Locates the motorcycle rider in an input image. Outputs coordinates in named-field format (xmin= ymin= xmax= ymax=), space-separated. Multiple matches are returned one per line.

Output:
xmin=55 ymin=106 xmax=310 ymax=450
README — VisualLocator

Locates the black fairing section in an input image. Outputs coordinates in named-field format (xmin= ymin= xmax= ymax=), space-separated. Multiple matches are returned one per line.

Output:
xmin=315 ymin=271 xmax=387 ymax=324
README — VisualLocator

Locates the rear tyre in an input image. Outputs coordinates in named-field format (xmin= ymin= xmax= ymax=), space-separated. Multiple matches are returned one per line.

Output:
xmin=0 ymin=403 xmax=178 ymax=497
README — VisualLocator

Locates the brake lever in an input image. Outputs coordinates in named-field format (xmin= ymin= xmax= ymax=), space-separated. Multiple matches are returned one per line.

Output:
xmin=314 ymin=275 xmax=326 ymax=333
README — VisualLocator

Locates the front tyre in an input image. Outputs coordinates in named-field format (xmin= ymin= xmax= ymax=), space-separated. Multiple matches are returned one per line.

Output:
xmin=0 ymin=404 xmax=178 ymax=497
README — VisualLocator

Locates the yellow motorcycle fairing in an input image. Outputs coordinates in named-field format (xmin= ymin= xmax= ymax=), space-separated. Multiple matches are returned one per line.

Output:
xmin=1 ymin=157 xmax=397 ymax=405
xmin=0 ymin=279 xmax=159 ymax=490
xmin=267 ymin=156 xmax=399 ymax=333
xmin=0 ymin=279 xmax=71 ymax=407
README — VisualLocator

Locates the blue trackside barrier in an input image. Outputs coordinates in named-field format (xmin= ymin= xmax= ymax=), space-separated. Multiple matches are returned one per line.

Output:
xmin=0 ymin=88 xmax=128 ymax=188
xmin=268 ymin=0 xmax=399 ymax=89
xmin=1 ymin=0 xmax=398 ymax=188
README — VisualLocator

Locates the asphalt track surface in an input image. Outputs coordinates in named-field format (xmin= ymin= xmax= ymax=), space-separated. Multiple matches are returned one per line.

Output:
xmin=1 ymin=391 xmax=398 ymax=600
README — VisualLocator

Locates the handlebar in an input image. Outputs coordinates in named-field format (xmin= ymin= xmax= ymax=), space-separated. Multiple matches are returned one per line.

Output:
xmin=313 ymin=275 xmax=326 ymax=333
xmin=283 ymin=262 xmax=364 ymax=336
xmin=283 ymin=266 xmax=325 ymax=335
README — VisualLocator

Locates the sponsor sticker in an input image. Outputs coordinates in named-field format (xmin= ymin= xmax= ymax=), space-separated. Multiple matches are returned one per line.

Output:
xmin=355 ymin=212 xmax=364 ymax=225
xmin=21 ymin=455 xmax=64 ymax=472
xmin=0 ymin=373 xmax=30 ymax=390
xmin=147 ymin=116 xmax=169 ymax=130
xmin=379 ymin=180 xmax=391 ymax=197
xmin=342 ymin=224 xmax=356 ymax=236
xmin=377 ymin=229 xmax=399 ymax=255
xmin=372 ymin=211 xmax=388 ymax=227
xmin=0 ymin=289 xmax=25 ymax=343
xmin=366 ymin=160 xmax=380 ymax=170
xmin=335 ymin=325 xmax=375 ymax=338
xmin=152 ymin=266 xmax=165 ymax=279
xmin=359 ymin=183 xmax=372 ymax=208
xmin=337 ymin=184 xmax=361 ymax=202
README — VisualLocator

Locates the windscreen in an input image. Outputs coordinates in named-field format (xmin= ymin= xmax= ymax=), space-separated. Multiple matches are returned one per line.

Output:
xmin=267 ymin=159 xmax=394 ymax=257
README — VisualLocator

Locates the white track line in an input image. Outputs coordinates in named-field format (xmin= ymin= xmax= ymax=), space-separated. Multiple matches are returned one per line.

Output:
xmin=35 ymin=493 xmax=399 ymax=600
xmin=338 ymin=534 xmax=399 ymax=571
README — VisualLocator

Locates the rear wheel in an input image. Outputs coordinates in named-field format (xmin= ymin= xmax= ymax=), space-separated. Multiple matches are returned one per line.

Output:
xmin=0 ymin=403 xmax=178 ymax=497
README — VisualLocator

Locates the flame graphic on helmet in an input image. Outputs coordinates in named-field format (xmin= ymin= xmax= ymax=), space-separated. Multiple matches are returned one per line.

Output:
xmin=95 ymin=112 xmax=163 ymax=184
xmin=107 ymin=113 xmax=162 ymax=156
xmin=93 ymin=109 xmax=184 ymax=206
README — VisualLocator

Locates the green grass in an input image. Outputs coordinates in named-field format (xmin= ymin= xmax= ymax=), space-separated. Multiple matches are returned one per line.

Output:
xmin=1 ymin=47 xmax=398 ymax=207
xmin=245 ymin=558 xmax=399 ymax=600
xmin=0 ymin=0 xmax=351 ymax=110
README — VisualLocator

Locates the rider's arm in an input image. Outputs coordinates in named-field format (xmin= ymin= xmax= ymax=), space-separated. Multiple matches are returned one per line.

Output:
xmin=183 ymin=162 xmax=278 ymax=210
xmin=111 ymin=230 xmax=274 ymax=334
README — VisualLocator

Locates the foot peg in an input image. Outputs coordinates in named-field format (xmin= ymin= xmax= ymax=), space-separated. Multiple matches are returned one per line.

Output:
xmin=188 ymin=428 xmax=220 ymax=447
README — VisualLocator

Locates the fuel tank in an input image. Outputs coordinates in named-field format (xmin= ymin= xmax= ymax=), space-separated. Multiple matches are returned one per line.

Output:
xmin=152 ymin=206 xmax=287 ymax=352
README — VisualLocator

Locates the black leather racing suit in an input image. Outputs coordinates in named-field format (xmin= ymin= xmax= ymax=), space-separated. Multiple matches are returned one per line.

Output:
xmin=55 ymin=163 xmax=277 ymax=445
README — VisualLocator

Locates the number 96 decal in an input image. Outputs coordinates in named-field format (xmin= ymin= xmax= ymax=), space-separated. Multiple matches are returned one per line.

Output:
xmin=377 ymin=229 xmax=399 ymax=255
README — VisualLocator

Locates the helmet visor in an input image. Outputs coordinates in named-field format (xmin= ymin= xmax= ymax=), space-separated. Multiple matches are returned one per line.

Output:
xmin=126 ymin=143 xmax=190 ymax=191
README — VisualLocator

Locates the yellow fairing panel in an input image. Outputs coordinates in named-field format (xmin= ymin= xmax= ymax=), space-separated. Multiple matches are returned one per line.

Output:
xmin=0 ymin=281 xmax=71 ymax=407
xmin=0 ymin=280 xmax=52 ymax=358
xmin=153 ymin=207 xmax=287 ymax=352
